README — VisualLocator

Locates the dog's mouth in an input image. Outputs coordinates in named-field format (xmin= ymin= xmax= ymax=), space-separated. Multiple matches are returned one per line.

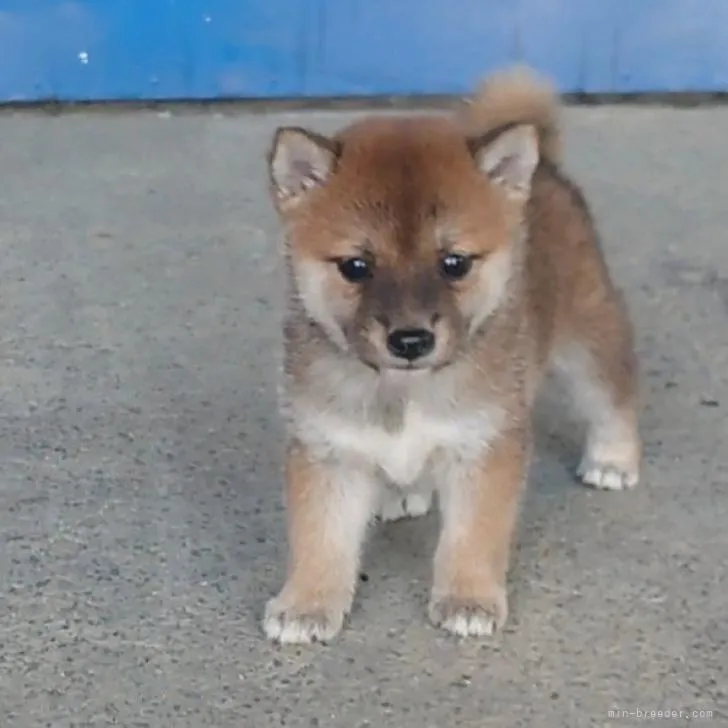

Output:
xmin=358 ymin=356 xmax=452 ymax=375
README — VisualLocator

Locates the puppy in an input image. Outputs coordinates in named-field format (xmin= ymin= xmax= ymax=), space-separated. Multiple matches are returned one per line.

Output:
xmin=263 ymin=66 xmax=640 ymax=644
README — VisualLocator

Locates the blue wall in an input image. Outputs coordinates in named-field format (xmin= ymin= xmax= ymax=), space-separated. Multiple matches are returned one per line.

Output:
xmin=1 ymin=0 xmax=727 ymax=103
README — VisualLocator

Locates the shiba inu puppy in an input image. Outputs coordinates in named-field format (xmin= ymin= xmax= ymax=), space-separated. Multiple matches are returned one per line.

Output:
xmin=263 ymin=66 xmax=640 ymax=644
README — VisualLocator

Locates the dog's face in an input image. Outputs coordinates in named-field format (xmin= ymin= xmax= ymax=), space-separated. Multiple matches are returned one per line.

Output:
xmin=268 ymin=116 xmax=539 ymax=371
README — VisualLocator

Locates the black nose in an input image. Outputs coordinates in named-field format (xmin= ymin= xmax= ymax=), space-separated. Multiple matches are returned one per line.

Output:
xmin=386 ymin=328 xmax=436 ymax=361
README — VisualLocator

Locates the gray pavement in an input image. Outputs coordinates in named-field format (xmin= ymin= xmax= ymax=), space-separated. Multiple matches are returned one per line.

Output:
xmin=0 ymin=104 xmax=726 ymax=727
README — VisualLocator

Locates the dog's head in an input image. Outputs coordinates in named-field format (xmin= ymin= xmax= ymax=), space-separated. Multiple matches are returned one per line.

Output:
xmin=267 ymin=116 xmax=539 ymax=371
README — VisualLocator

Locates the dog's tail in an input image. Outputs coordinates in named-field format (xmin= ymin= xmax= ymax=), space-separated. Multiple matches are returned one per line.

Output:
xmin=457 ymin=65 xmax=562 ymax=165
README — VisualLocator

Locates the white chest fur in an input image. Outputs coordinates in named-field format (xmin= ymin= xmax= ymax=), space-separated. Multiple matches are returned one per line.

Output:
xmin=297 ymin=401 xmax=504 ymax=487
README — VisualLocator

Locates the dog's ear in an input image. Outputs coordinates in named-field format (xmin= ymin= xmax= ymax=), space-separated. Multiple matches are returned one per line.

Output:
xmin=267 ymin=127 xmax=341 ymax=212
xmin=468 ymin=124 xmax=539 ymax=203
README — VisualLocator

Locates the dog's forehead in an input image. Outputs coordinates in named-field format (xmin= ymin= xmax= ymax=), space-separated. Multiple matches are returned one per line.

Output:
xmin=335 ymin=116 xmax=471 ymax=184
xmin=330 ymin=117 xmax=475 ymax=255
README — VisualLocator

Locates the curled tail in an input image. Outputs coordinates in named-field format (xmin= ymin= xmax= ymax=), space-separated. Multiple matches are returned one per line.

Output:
xmin=457 ymin=65 xmax=562 ymax=165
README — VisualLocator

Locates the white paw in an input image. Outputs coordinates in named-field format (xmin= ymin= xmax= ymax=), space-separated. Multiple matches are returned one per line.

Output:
xmin=579 ymin=421 xmax=640 ymax=490
xmin=263 ymin=596 xmax=345 ymax=644
xmin=577 ymin=457 xmax=638 ymax=490
xmin=428 ymin=592 xmax=507 ymax=638
xmin=377 ymin=490 xmax=433 ymax=522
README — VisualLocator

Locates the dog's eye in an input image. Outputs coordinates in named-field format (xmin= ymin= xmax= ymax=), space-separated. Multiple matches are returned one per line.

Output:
xmin=336 ymin=257 xmax=372 ymax=282
xmin=440 ymin=253 xmax=473 ymax=280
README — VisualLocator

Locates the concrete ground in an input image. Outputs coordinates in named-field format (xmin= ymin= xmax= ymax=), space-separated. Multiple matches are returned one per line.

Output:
xmin=0 ymin=103 xmax=726 ymax=728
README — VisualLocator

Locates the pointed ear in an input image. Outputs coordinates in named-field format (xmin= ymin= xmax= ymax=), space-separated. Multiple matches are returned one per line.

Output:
xmin=267 ymin=127 xmax=341 ymax=211
xmin=468 ymin=124 xmax=539 ymax=202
